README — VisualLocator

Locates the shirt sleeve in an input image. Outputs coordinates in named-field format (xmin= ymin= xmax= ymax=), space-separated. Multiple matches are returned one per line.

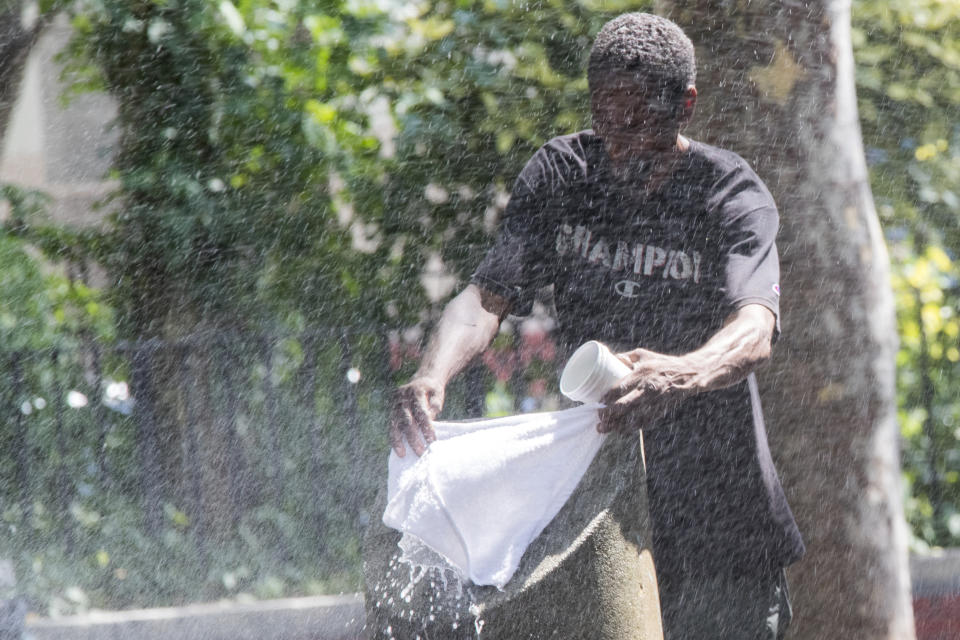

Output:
xmin=716 ymin=176 xmax=782 ymax=336
xmin=470 ymin=150 xmax=555 ymax=316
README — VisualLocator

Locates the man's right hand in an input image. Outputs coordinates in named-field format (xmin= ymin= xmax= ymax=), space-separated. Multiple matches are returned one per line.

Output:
xmin=389 ymin=376 xmax=445 ymax=457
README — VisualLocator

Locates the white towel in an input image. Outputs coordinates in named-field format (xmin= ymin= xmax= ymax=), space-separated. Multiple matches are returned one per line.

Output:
xmin=383 ymin=403 xmax=606 ymax=589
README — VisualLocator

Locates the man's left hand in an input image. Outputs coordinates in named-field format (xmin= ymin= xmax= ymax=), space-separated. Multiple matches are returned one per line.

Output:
xmin=596 ymin=305 xmax=776 ymax=434
xmin=597 ymin=348 xmax=689 ymax=433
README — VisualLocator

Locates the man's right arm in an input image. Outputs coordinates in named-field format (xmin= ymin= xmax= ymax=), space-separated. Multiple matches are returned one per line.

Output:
xmin=389 ymin=284 xmax=511 ymax=457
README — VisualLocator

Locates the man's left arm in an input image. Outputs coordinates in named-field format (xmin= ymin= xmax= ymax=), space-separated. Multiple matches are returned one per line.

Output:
xmin=598 ymin=303 xmax=775 ymax=433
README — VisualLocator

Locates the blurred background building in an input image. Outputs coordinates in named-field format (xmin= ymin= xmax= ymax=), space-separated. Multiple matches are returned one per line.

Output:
xmin=0 ymin=14 xmax=115 ymax=229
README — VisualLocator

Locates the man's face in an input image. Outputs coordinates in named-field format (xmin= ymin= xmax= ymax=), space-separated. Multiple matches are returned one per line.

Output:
xmin=590 ymin=73 xmax=694 ymax=171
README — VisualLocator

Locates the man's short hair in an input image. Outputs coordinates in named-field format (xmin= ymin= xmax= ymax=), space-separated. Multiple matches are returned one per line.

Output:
xmin=588 ymin=13 xmax=696 ymax=100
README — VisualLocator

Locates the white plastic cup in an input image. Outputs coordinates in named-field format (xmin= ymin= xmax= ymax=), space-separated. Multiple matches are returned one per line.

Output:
xmin=559 ymin=341 xmax=632 ymax=403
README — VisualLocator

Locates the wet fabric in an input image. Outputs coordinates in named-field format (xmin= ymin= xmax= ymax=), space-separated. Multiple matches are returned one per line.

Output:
xmin=382 ymin=403 xmax=606 ymax=589
xmin=470 ymin=131 xmax=804 ymax=574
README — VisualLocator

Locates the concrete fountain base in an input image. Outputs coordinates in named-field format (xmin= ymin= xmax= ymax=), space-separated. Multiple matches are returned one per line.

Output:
xmin=363 ymin=432 xmax=663 ymax=639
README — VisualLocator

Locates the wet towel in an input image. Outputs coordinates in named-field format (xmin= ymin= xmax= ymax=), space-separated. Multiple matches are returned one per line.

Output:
xmin=383 ymin=403 xmax=606 ymax=589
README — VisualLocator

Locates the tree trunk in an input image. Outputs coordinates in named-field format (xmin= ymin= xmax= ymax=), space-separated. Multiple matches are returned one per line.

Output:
xmin=655 ymin=1 xmax=913 ymax=638
xmin=132 ymin=305 xmax=261 ymax=545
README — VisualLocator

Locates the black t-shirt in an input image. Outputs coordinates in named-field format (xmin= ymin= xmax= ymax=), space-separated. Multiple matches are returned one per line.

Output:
xmin=471 ymin=130 xmax=805 ymax=576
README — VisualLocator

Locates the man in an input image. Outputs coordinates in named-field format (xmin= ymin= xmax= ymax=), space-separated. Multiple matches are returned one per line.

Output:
xmin=389 ymin=12 xmax=804 ymax=640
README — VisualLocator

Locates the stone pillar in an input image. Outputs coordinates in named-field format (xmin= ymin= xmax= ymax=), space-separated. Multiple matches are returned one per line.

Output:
xmin=363 ymin=432 xmax=662 ymax=640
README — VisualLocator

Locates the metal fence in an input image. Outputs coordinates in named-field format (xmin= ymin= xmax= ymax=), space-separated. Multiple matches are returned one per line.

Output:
xmin=0 ymin=320 xmax=558 ymax=617
xmin=3 ymin=328 xmax=479 ymax=550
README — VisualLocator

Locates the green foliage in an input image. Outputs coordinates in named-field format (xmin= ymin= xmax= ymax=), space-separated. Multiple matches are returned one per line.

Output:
xmin=0 ymin=194 xmax=123 ymax=613
xmin=62 ymin=0 xmax=336 ymax=333
xmin=892 ymin=244 xmax=960 ymax=546
xmin=854 ymin=0 xmax=960 ymax=245
xmin=10 ymin=495 xmax=363 ymax=616
xmin=56 ymin=0 xmax=635 ymax=335
xmin=853 ymin=0 xmax=960 ymax=548
xmin=0 ymin=187 xmax=114 ymax=349
xmin=0 ymin=323 xmax=396 ymax=614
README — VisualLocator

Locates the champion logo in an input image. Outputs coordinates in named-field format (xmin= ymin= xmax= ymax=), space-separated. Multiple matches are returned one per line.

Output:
xmin=556 ymin=224 xmax=704 ymax=284
xmin=772 ymin=283 xmax=780 ymax=297
xmin=614 ymin=280 xmax=643 ymax=298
